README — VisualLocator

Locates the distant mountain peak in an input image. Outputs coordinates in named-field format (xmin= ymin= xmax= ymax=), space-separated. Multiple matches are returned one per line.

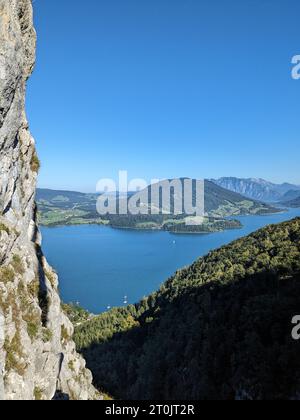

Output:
xmin=212 ymin=177 xmax=300 ymax=202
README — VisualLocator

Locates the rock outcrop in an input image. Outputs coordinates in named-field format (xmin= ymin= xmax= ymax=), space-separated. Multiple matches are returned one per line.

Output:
xmin=0 ymin=0 xmax=98 ymax=400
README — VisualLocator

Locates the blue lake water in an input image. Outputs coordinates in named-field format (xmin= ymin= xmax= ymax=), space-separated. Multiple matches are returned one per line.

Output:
xmin=41 ymin=208 xmax=300 ymax=313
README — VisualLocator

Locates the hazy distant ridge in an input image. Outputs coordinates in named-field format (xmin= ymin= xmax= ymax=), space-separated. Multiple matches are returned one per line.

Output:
xmin=212 ymin=177 xmax=300 ymax=202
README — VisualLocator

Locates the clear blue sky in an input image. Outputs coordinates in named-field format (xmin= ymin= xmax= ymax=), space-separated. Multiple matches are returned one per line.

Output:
xmin=27 ymin=0 xmax=300 ymax=192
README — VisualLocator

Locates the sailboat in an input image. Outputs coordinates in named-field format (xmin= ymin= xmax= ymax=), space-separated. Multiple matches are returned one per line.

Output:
xmin=123 ymin=295 xmax=128 ymax=304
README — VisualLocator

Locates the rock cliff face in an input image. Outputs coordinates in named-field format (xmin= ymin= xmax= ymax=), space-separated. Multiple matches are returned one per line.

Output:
xmin=0 ymin=0 xmax=98 ymax=400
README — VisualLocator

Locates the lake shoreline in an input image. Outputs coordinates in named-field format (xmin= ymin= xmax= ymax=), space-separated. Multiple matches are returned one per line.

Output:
xmin=41 ymin=208 xmax=300 ymax=314
xmin=39 ymin=209 xmax=288 ymax=234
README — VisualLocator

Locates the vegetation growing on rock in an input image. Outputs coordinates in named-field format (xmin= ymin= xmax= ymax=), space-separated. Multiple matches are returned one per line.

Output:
xmin=30 ymin=153 xmax=41 ymax=173
xmin=0 ymin=223 xmax=10 ymax=235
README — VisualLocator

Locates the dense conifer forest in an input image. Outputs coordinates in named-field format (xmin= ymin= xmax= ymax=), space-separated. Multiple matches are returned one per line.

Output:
xmin=72 ymin=218 xmax=300 ymax=400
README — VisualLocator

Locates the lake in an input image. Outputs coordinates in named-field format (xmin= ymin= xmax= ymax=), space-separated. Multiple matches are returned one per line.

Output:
xmin=41 ymin=208 xmax=300 ymax=313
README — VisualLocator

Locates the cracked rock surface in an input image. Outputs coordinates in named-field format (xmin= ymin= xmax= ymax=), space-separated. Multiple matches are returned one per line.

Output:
xmin=0 ymin=0 xmax=99 ymax=400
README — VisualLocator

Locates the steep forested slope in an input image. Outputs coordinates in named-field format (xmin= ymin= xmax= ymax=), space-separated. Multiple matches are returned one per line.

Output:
xmin=74 ymin=218 xmax=300 ymax=400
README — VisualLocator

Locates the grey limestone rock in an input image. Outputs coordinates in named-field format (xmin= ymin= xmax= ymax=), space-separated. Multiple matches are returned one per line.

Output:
xmin=0 ymin=0 xmax=99 ymax=400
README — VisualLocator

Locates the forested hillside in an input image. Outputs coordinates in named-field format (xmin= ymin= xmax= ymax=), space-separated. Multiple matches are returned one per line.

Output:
xmin=73 ymin=218 xmax=300 ymax=400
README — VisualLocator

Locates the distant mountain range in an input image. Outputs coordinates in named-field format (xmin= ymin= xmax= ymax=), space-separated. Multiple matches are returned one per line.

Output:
xmin=212 ymin=177 xmax=300 ymax=203
xmin=280 ymin=190 xmax=300 ymax=202
xmin=281 ymin=196 xmax=300 ymax=208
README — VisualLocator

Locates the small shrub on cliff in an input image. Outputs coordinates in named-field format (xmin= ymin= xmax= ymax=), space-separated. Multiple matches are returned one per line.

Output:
xmin=4 ymin=330 xmax=26 ymax=376
xmin=102 ymin=392 xmax=114 ymax=401
xmin=27 ymin=277 xmax=40 ymax=297
xmin=12 ymin=255 xmax=25 ymax=275
xmin=26 ymin=321 xmax=39 ymax=340
xmin=0 ymin=288 xmax=19 ymax=318
xmin=68 ymin=360 xmax=76 ymax=373
xmin=45 ymin=269 xmax=56 ymax=289
xmin=0 ymin=223 xmax=10 ymax=234
xmin=0 ymin=267 xmax=15 ymax=284
xmin=34 ymin=387 xmax=43 ymax=401
xmin=23 ymin=310 xmax=41 ymax=340
xmin=30 ymin=153 xmax=40 ymax=173
xmin=42 ymin=328 xmax=53 ymax=343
